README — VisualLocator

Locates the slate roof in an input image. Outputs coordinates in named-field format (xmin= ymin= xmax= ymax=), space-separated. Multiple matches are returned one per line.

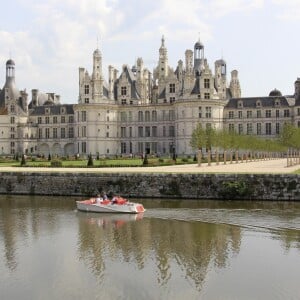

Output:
xmin=225 ymin=96 xmax=291 ymax=109
xmin=29 ymin=104 xmax=74 ymax=116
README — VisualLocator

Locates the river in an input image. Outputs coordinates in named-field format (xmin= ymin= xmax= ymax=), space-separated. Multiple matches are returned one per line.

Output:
xmin=0 ymin=195 xmax=299 ymax=300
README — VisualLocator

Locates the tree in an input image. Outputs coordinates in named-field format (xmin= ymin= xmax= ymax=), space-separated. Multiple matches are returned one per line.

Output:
xmin=20 ymin=154 xmax=26 ymax=166
xmin=48 ymin=154 xmax=51 ymax=161
xmin=87 ymin=153 xmax=94 ymax=166
xmin=190 ymin=123 xmax=207 ymax=151
xmin=143 ymin=154 xmax=148 ymax=165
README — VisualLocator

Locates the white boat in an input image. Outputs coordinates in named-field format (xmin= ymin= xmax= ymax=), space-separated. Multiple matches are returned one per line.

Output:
xmin=76 ymin=197 xmax=145 ymax=214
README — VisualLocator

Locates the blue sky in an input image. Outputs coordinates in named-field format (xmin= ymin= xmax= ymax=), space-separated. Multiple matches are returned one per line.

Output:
xmin=0 ymin=0 xmax=299 ymax=103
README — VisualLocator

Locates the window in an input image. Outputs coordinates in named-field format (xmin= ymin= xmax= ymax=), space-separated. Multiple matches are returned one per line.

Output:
xmin=138 ymin=111 xmax=143 ymax=122
xmin=257 ymin=123 xmax=262 ymax=135
xmin=266 ymin=123 xmax=272 ymax=135
xmin=265 ymin=110 xmax=271 ymax=118
xmin=38 ymin=117 xmax=42 ymax=124
xmin=121 ymin=86 xmax=127 ymax=96
xmin=81 ymin=111 xmax=86 ymax=122
xmin=61 ymin=116 xmax=65 ymax=123
xmin=129 ymin=127 xmax=132 ymax=137
xmin=10 ymin=127 xmax=15 ymax=132
xmin=152 ymin=111 xmax=157 ymax=122
xmin=284 ymin=109 xmax=290 ymax=117
xmin=82 ymin=126 xmax=86 ymax=137
xmin=81 ymin=142 xmax=86 ymax=153
xmin=276 ymin=123 xmax=280 ymax=134
xmin=53 ymin=116 xmax=57 ymax=124
xmin=84 ymin=85 xmax=89 ymax=95
xmin=238 ymin=111 xmax=243 ymax=118
xmin=145 ymin=126 xmax=150 ymax=137
xmin=38 ymin=128 xmax=42 ymax=139
xmin=68 ymin=127 xmax=74 ymax=138
xmin=121 ymin=99 xmax=127 ymax=105
xmin=229 ymin=124 xmax=234 ymax=132
xmin=69 ymin=116 xmax=74 ymax=123
xmin=169 ymin=126 xmax=175 ymax=137
xmin=238 ymin=124 xmax=243 ymax=134
xmin=204 ymin=78 xmax=210 ymax=89
xmin=45 ymin=128 xmax=50 ymax=139
xmin=257 ymin=110 xmax=261 ymax=118
xmin=276 ymin=110 xmax=280 ymax=118
xmin=106 ymin=132 xmax=109 ymax=138
xmin=247 ymin=123 xmax=252 ymax=135
xmin=169 ymin=83 xmax=175 ymax=93
xmin=129 ymin=111 xmax=133 ymax=122
xmin=152 ymin=126 xmax=157 ymax=137
xmin=199 ymin=107 xmax=202 ymax=118
xmin=145 ymin=111 xmax=150 ymax=122
xmin=228 ymin=111 xmax=234 ymax=119
xmin=138 ymin=126 xmax=143 ymax=137
xmin=204 ymin=93 xmax=210 ymax=99
xmin=61 ymin=128 xmax=65 ymax=138
xmin=10 ymin=117 xmax=15 ymax=124
xmin=53 ymin=128 xmax=57 ymax=138
xmin=169 ymin=110 xmax=175 ymax=121
xmin=84 ymin=98 xmax=89 ymax=103
xmin=170 ymin=97 xmax=175 ymax=103
xmin=205 ymin=107 xmax=211 ymax=118
xmin=10 ymin=105 xmax=15 ymax=113
xmin=121 ymin=127 xmax=126 ymax=138
xmin=163 ymin=126 xmax=166 ymax=137
xmin=121 ymin=142 xmax=126 ymax=154
xmin=121 ymin=112 xmax=127 ymax=122
xmin=45 ymin=116 xmax=50 ymax=124
xmin=247 ymin=111 xmax=252 ymax=118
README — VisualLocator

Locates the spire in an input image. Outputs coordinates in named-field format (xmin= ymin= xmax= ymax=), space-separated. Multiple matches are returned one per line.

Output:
xmin=161 ymin=35 xmax=165 ymax=48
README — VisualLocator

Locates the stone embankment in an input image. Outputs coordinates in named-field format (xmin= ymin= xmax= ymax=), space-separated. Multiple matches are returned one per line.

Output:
xmin=0 ymin=171 xmax=299 ymax=200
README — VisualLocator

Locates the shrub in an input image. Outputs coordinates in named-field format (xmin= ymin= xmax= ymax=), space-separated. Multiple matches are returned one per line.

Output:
xmin=87 ymin=153 xmax=94 ymax=166
xmin=20 ymin=154 xmax=26 ymax=166
xmin=143 ymin=154 xmax=148 ymax=165
xmin=51 ymin=160 xmax=62 ymax=167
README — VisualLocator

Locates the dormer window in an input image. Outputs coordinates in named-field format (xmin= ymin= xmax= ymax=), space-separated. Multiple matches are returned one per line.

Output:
xmin=238 ymin=100 xmax=243 ymax=108
xmin=60 ymin=107 xmax=66 ymax=114
xmin=45 ymin=108 xmax=50 ymax=115
xmin=169 ymin=83 xmax=175 ymax=93
xmin=256 ymin=100 xmax=261 ymax=107
xmin=121 ymin=86 xmax=127 ymax=96
xmin=10 ymin=105 xmax=15 ymax=113
xmin=275 ymin=100 xmax=280 ymax=107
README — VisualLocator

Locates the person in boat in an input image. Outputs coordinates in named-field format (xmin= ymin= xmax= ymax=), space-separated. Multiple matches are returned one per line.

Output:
xmin=102 ymin=192 xmax=108 ymax=200
xmin=111 ymin=194 xmax=117 ymax=204
xmin=95 ymin=194 xmax=103 ymax=205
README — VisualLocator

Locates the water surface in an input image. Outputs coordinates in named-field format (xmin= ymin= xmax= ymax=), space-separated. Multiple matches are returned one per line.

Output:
xmin=0 ymin=196 xmax=299 ymax=300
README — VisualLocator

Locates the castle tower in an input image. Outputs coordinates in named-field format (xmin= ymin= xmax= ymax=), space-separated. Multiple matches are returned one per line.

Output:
xmin=194 ymin=39 xmax=204 ymax=77
xmin=215 ymin=59 xmax=227 ymax=99
xmin=158 ymin=35 xmax=168 ymax=79
xmin=229 ymin=70 xmax=241 ymax=98
xmin=295 ymin=78 xmax=300 ymax=104
xmin=92 ymin=48 xmax=103 ymax=102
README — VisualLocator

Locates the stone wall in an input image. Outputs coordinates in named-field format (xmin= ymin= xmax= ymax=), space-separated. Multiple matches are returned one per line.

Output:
xmin=0 ymin=172 xmax=300 ymax=200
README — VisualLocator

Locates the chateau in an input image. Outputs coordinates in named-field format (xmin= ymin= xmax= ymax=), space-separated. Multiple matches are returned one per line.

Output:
xmin=0 ymin=37 xmax=299 ymax=157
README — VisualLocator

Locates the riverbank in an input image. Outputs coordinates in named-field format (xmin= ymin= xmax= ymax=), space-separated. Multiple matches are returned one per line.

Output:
xmin=0 ymin=158 xmax=299 ymax=174
xmin=0 ymin=159 xmax=300 ymax=200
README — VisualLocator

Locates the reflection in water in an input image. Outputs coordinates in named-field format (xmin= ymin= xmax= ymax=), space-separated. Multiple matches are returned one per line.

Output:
xmin=0 ymin=196 xmax=299 ymax=299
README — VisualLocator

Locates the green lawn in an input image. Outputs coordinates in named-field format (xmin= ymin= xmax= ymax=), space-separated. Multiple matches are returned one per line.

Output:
xmin=0 ymin=157 xmax=196 ymax=168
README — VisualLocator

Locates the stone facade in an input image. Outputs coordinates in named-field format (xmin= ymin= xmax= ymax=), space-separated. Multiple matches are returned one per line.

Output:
xmin=0 ymin=172 xmax=299 ymax=200
xmin=0 ymin=37 xmax=299 ymax=157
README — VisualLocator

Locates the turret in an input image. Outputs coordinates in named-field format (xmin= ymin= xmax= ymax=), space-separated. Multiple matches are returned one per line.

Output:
xmin=92 ymin=48 xmax=103 ymax=101
xmin=215 ymin=59 xmax=227 ymax=99
xmin=295 ymin=78 xmax=300 ymax=104
xmin=194 ymin=39 xmax=204 ymax=77
xmin=229 ymin=70 xmax=241 ymax=98
xmin=158 ymin=35 xmax=168 ymax=79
